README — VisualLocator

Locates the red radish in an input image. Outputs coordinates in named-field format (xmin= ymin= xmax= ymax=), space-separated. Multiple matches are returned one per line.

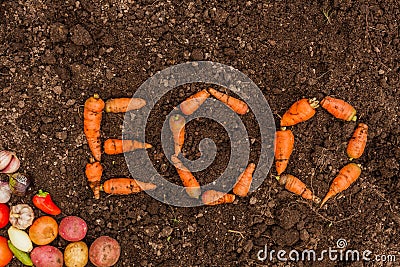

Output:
xmin=59 ymin=216 xmax=88 ymax=242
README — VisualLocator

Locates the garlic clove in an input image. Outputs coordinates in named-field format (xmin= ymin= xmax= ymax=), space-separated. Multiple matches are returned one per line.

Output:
xmin=0 ymin=150 xmax=13 ymax=170
xmin=1 ymin=155 xmax=21 ymax=174
xmin=0 ymin=181 xmax=12 ymax=203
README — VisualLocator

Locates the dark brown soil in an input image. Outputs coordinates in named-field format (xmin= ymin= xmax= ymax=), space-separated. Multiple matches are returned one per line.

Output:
xmin=1 ymin=0 xmax=399 ymax=266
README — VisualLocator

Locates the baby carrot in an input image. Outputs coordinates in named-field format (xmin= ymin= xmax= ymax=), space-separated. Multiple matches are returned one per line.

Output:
xmin=105 ymin=98 xmax=146 ymax=113
xmin=84 ymin=94 xmax=105 ymax=162
xmin=274 ymin=128 xmax=294 ymax=175
xmin=103 ymin=139 xmax=152 ymax=155
xmin=208 ymin=88 xmax=249 ymax=115
xmin=171 ymin=155 xmax=201 ymax=199
xmin=85 ymin=158 xmax=103 ymax=199
xmin=169 ymin=114 xmax=186 ymax=156
xmin=320 ymin=96 xmax=357 ymax=121
xmin=320 ymin=163 xmax=362 ymax=207
xmin=201 ymin=190 xmax=235 ymax=205
xmin=280 ymin=98 xmax=319 ymax=127
xmin=276 ymin=174 xmax=320 ymax=203
xmin=233 ymin=163 xmax=255 ymax=197
xmin=180 ymin=89 xmax=210 ymax=115
xmin=101 ymin=178 xmax=156 ymax=195
xmin=347 ymin=123 xmax=368 ymax=160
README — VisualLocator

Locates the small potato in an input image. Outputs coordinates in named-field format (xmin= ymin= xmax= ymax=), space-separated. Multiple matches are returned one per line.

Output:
xmin=89 ymin=236 xmax=120 ymax=267
xmin=59 ymin=216 xmax=88 ymax=242
xmin=64 ymin=241 xmax=88 ymax=267
xmin=30 ymin=245 xmax=63 ymax=267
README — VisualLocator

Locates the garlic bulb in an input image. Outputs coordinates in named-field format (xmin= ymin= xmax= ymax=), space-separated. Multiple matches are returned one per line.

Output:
xmin=0 ymin=181 xmax=12 ymax=203
xmin=9 ymin=204 xmax=35 ymax=229
xmin=0 ymin=150 xmax=20 ymax=173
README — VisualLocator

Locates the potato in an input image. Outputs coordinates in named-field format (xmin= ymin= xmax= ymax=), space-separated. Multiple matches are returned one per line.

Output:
xmin=30 ymin=245 xmax=63 ymax=267
xmin=64 ymin=241 xmax=88 ymax=267
xmin=59 ymin=216 xmax=88 ymax=242
xmin=29 ymin=216 xmax=58 ymax=245
xmin=89 ymin=236 xmax=120 ymax=267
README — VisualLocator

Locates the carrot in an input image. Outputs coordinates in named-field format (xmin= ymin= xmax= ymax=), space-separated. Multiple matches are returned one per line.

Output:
xmin=171 ymin=155 xmax=201 ymax=199
xmin=84 ymin=94 xmax=105 ymax=162
xmin=201 ymin=190 xmax=235 ymax=205
xmin=320 ymin=96 xmax=357 ymax=121
xmin=276 ymin=174 xmax=320 ymax=203
xmin=274 ymin=128 xmax=294 ymax=175
xmin=208 ymin=87 xmax=249 ymax=115
xmin=101 ymin=178 xmax=156 ymax=195
xmin=346 ymin=123 xmax=368 ymax=160
xmin=233 ymin=163 xmax=255 ymax=197
xmin=105 ymin=98 xmax=146 ymax=113
xmin=169 ymin=114 xmax=186 ymax=156
xmin=180 ymin=89 xmax=210 ymax=115
xmin=85 ymin=158 xmax=103 ymax=199
xmin=104 ymin=139 xmax=152 ymax=155
xmin=280 ymin=98 xmax=319 ymax=127
xmin=320 ymin=163 xmax=362 ymax=207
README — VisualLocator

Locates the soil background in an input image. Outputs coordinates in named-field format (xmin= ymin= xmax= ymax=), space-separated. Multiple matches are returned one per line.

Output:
xmin=1 ymin=0 xmax=399 ymax=266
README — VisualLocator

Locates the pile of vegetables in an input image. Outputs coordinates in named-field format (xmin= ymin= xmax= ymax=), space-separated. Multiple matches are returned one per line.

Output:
xmin=0 ymin=197 xmax=120 ymax=266
xmin=274 ymin=96 xmax=368 ymax=207
xmin=0 ymin=149 xmax=120 ymax=266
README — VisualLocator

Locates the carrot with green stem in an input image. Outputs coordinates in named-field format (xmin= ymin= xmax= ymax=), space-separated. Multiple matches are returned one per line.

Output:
xmin=104 ymin=139 xmax=152 ymax=155
xmin=274 ymin=128 xmax=294 ymax=175
xmin=208 ymin=88 xmax=249 ymax=115
xmin=280 ymin=98 xmax=319 ymax=127
xmin=171 ymin=155 xmax=201 ymax=199
xmin=276 ymin=174 xmax=320 ymax=203
xmin=347 ymin=123 xmax=368 ymax=160
xmin=105 ymin=98 xmax=146 ymax=113
xmin=84 ymin=94 xmax=105 ymax=162
xmin=202 ymin=190 xmax=235 ymax=205
xmin=320 ymin=163 xmax=362 ymax=207
xmin=85 ymin=158 xmax=103 ymax=199
xmin=320 ymin=96 xmax=357 ymax=121
xmin=180 ymin=89 xmax=210 ymax=115
xmin=233 ymin=163 xmax=255 ymax=197
xmin=169 ymin=114 xmax=186 ymax=156
xmin=101 ymin=178 xmax=156 ymax=195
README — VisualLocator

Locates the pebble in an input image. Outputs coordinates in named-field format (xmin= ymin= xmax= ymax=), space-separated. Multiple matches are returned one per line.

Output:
xmin=159 ymin=226 xmax=173 ymax=238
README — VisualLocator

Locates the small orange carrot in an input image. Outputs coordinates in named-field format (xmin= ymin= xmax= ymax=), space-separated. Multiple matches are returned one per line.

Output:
xmin=105 ymin=98 xmax=146 ymax=113
xmin=84 ymin=94 xmax=105 ymax=162
xmin=233 ymin=163 xmax=256 ymax=197
xmin=277 ymin=174 xmax=320 ymax=203
xmin=320 ymin=96 xmax=357 ymax=121
xmin=171 ymin=155 xmax=201 ymax=199
xmin=320 ymin=163 xmax=362 ymax=207
xmin=346 ymin=123 xmax=368 ymax=160
xmin=274 ymin=128 xmax=294 ymax=175
xmin=101 ymin=178 xmax=156 ymax=195
xmin=104 ymin=139 xmax=152 ymax=155
xmin=169 ymin=114 xmax=185 ymax=156
xmin=180 ymin=89 xmax=210 ymax=115
xmin=208 ymin=87 xmax=249 ymax=115
xmin=280 ymin=98 xmax=319 ymax=127
xmin=201 ymin=190 xmax=235 ymax=205
xmin=85 ymin=158 xmax=103 ymax=199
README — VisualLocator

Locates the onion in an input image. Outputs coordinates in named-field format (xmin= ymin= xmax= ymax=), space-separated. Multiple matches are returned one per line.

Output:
xmin=0 ymin=181 xmax=11 ymax=203
xmin=0 ymin=150 xmax=20 ymax=173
